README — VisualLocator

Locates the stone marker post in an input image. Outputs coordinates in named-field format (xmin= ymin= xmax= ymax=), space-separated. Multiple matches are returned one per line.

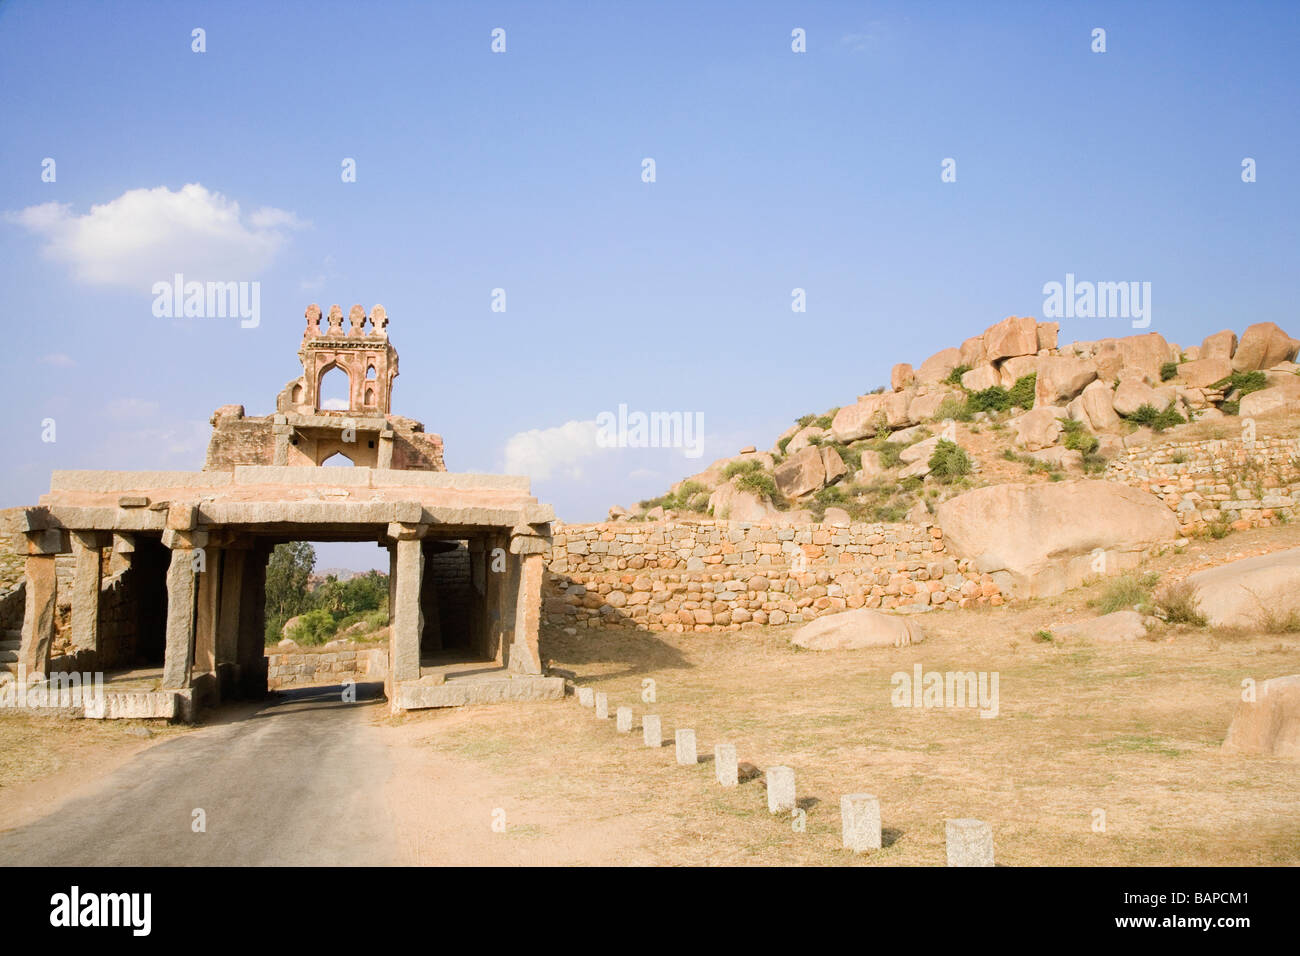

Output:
xmin=841 ymin=794 xmax=882 ymax=852
xmin=594 ymin=691 xmax=609 ymax=719
xmin=715 ymin=743 xmax=738 ymax=786
xmin=675 ymin=729 xmax=697 ymax=765
xmin=945 ymin=818 xmax=994 ymax=867
xmin=642 ymin=714 xmax=662 ymax=748
xmin=616 ymin=706 xmax=633 ymax=732
xmin=766 ymin=766 xmax=796 ymax=813
xmin=577 ymin=686 xmax=594 ymax=707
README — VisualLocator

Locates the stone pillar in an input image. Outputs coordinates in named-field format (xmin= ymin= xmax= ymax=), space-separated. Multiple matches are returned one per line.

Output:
xmin=483 ymin=533 xmax=510 ymax=664
xmin=193 ymin=547 xmax=224 ymax=679
xmin=18 ymin=531 xmax=63 ymax=678
xmin=69 ymin=531 xmax=104 ymax=656
xmin=162 ymin=532 xmax=202 ymax=690
xmin=506 ymin=550 xmax=544 ymax=675
xmin=377 ymin=429 xmax=394 ymax=468
xmin=389 ymin=523 xmax=426 ymax=687
xmin=272 ymin=417 xmax=291 ymax=466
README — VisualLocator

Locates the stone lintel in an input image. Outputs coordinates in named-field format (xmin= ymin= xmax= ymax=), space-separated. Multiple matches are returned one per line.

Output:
xmin=70 ymin=530 xmax=111 ymax=549
xmin=112 ymin=532 xmax=136 ymax=554
xmin=25 ymin=528 xmax=69 ymax=555
xmin=118 ymin=495 xmax=149 ymax=508
xmin=13 ymin=507 xmax=51 ymax=533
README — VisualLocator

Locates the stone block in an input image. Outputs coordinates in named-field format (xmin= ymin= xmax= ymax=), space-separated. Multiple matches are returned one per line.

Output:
xmin=945 ymin=818 xmax=994 ymax=866
xmin=616 ymin=706 xmax=633 ymax=732
xmin=594 ymin=691 xmax=609 ymax=719
xmin=766 ymin=766 xmax=795 ymax=813
xmin=642 ymin=714 xmax=662 ymax=748
xmin=840 ymin=794 xmax=882 ymax=852
xmin=675 ymin=728 xmax=697 ymax=765
xmin=714 ymin=743 xmax=738 ymax=786
xmin=576 ymin=686 xmax=594 ymax=707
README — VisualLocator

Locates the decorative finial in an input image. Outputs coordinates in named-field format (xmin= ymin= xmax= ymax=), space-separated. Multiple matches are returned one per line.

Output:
xmin=369 ymin=305 xmax=388 ymax=337
xmin=348 ymin=304 xmax=366 ymax=336
xmin=304 ymin=303 xmax=322 ymax=336
xmin=326 ymin=304 xmax=344 ymax=335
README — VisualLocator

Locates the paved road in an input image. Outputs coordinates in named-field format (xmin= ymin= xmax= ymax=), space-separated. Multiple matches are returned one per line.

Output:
xmin=0 ymin=682 xmax=400 ymax=866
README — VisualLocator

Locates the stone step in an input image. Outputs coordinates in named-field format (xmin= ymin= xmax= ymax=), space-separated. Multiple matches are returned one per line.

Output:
xmin=0 ymin=650 xmax=18 ymax=664
xmin=2 ymin=630 xmax=20 ymax=642
xmin=0 ymin=640 xmax=20 ymax=652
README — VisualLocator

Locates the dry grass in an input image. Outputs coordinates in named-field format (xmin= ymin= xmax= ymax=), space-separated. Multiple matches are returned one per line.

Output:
xmin=401 ymin=533 xmax=1300 ymax=865
xmin=0 ymin=714 xmax=187 ymax=793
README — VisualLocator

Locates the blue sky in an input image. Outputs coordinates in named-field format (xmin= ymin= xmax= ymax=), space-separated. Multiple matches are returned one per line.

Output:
xmin=2 ymin=0 xmax=1297 ymax=569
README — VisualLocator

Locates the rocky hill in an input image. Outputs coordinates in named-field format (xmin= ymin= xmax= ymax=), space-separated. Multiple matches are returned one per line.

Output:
xmin=620 ymin=317 xmax=1300 ymax=525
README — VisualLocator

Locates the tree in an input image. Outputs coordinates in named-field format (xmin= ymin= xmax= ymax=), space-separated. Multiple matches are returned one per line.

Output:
xmin=264 ymin=541 xmax=316 ymax=643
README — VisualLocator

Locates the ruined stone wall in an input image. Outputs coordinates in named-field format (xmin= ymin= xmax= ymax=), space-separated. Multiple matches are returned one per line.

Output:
xmin=204 ymin=416 xmax=278 ymax=469
xmin=266 ymin=647 xmax=386 ymax=689
xmin=425 ymin=544 xmax=472 ymax=645
xmin=544 ymin=519 xmax=1001 ymax=633
xmin=392 ymin=431 xmax=446 ymax=471
xmin=1105 ymin=434 xmax=1300 ymax=533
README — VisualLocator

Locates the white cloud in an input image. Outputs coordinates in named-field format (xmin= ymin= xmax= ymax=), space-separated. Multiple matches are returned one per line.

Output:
xmin=40 ymin=353 xmax=76 ymax=367
xmin=320 ymin=398 xmax=350 ymax=410
xmin=6 ymin=183 xmax=304 ymax=289
xmin=503 ymin=419 xmax=603 ymax=480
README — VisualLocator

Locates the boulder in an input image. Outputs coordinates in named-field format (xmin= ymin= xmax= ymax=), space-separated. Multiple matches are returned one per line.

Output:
xmin=1232 ymin=322 xmax=1299 ymax=372
xmin=1079 ymin=379 xmax=1121 ymax=431
xmin=1113 ymin=379 xmax=1172 ymax=417
xmin=1180 ymin=548 xmax=1300 ymax=629
xmin=1240 ymin=382 xmax=1300 ymax=418
xmin=935 ymin=481 xmax=1179 ymax=598
xmin=882 ymin=389 xmax=915 ymax=428
xmin=891 ymin=363 xmax=915 ymax=391
xmin=830 ymin=395 xmax=887 ymax=442
xmin=1222 ymin=675 xmax=1300 ymax=759
xmin=907 ymin=389 xmax=957 ymax=422
xmin=707 ymin=481 xmax=777 ymax=522
xmin=791 ymin=608 xmax=925 ymax=650
xmin=821 ymin=445 xmax=847 ymax=485
xmin=1046 ymin=610 xmax=1147 ymax=643
xmin=1036 ymin=321 xmax=1060 ymax=351
xmin=959 ymin=335 xmax=987 ymax=368
xmin=1176 ymin=357 xmax=1231 ymax=389
xmin=1118 ymin=332 xmax=1173 ymax=381
xmin=900 ymin=434 xmax=942 ymax=464
xmin=998 ymin=355 xmax=1040 ymax=389
xmin=898 ymin=458 xmax=931 ymax=479
xmin=857 ymin=450 xmax=885 ymax=478
xmin=983 ymin=316 xmax=1039 ymax=362
xmin=1034 ymin=356 xmax=1098 ymax=406
xmin=823 ymin=506 xmax=852 ymax=527
xmin=916 ymin=347 xmax=963 ymax=385
xmin=1011 ymin=406 xmax=1064 ymax=450
xmin=1201 ymin=329 xmax=1237 ymax=361
xmin=961 ymin=364 xmax=1000 ymax=392
xmin=773 ymin=445 xmax=826 ymax=498
xmin=786 ymin=425 xmax=824 ymax=454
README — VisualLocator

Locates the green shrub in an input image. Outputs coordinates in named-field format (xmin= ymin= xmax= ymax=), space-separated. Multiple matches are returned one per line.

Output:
xmin=945 ymin=364 xmax=971 ymax=386
xmin=723 ymin=459 xmax=763 ymax=479
xmin=286 ymin=608 xmax=339 ymax=646
xmin=776 ymin=436 xmax=792 ymax=455
xmin=934 ymin=394 xmax=972 ymax=422
xmin=1060 ymin=418 xmax=1099 ymax=455
xmin=830 ymin=443 xmax=862 ymax=471
xmin=1008 ymin=373 xmax=1037 ymax=410
xmin=928 ymin=439 xmax=971 ymax=483
xmin=1160 ymin=361 xmax=1179 ymax=382
xmin=735 ymin=470 xmax=779 ymax=502
xmin=1127 ymin=403 xmax=1186 ymax=432
xmin=968 ymin=386 xmax=1011 ymax=414
xmin=796 ymin=413 xmax=816 ymax=428
xmin=1094 ymin=571 xmax=1160 ymax=615
xmin=1220 ymin=400 xmax=1240 ymax=416
xmin=814 ymin=409 xmax=838 ymax=429
xmin=1211 ymin=370 xmax=1267 ymax=397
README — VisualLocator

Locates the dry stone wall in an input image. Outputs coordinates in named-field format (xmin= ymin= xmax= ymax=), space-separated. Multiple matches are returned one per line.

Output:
xmin=545 ymin=519 xmax=1003 ymax=633
xmin=1106 ymin=433 xmax=1300 ymax=533
xmin=266 ymin=646 xmax=386 ymax=689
